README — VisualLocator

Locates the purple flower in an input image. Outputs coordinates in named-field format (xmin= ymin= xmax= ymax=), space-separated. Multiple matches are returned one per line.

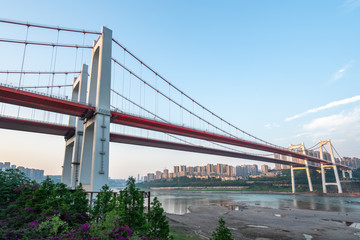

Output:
xmin=28 ymin=221 xmax=39 ymax=229
xmin=80 ymin=224 xmax=91 ymax=232
xmin=26 ymin=207 xmax=34 ymax=211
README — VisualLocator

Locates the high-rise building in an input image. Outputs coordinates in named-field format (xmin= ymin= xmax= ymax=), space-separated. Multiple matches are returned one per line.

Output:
xmin=155 ymin=171 xmax=162 ymax=180
xmin=162 ymin=169 xmax=169 ymax=179
xmin=261 ymin=164 xmax=269 ymax=173
xmin=180 ymin=165 xmax=186 ymax=173
xmin=206 ymin=164 xmax=214 ymax=174
xmin=187 ymin=167 xmax=194 ymax=175
xmin=147 ymin=173 xmax=155 ymax=181
xmin=250 ymin=164 xmax=258 ymax=176
xmin=236 ymin=165 xmax=249 ymax=177
xmin=174 ymin=166 xmax=180 ymax=176
xmin=229 ymin=166 xmax=235 ymax=177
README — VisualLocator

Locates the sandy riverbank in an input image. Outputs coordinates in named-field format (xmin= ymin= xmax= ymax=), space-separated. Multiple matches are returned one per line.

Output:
xmin=166 ymin=204 xmax=360 ymax=239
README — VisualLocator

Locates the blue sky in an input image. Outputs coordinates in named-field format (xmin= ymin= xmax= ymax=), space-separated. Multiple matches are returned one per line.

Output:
xmin=0 ymin=1 xmax=359 ymax=178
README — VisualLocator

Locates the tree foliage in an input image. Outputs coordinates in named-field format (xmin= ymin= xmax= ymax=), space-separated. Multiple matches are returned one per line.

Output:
xmin=117 ymin=177 xmax=147 ymax=232
xmin=91 ymin=184 xmax=116 ymax=221
xmin=210 ymin=217 xmax=234 ymax=240
xmin=147 ymin=197 xmax=170 ymax=239
xmin=0 ymin=171 xmax=171 ymax=239
xmin=0 ymin=169 xmax=30 ymax=218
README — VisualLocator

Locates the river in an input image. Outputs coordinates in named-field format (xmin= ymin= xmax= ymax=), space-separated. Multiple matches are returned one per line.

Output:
xmin=149 ymin=190 xmax=360 ymax=215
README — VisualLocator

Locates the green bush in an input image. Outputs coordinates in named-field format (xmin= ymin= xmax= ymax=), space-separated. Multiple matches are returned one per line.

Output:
xmin=210 ymin=217 xmax=234 ymax=240
xmin=0 ymin=171 xmax=171 ymax=240
xmin=147 ymin=197 xmax=171 ymax=239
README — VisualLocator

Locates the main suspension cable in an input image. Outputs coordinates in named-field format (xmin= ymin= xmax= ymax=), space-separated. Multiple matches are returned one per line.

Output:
xmin=0 ymin=18 xmax=101 ymax=35
xmin=112 ymin=38 xmax=282 ymax=149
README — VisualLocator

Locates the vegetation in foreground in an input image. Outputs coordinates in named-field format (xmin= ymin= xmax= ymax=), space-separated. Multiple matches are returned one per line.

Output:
xmin=211 ymin=217 xmax=234 ymax=240
xmin=0 ymin=169 xmax=171 ymax=239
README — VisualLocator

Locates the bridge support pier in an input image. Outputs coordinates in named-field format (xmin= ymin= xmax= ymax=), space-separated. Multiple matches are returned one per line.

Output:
xmin=319 ymin=140 xmax=342 ymax=194
xmin=79 ymin=27 xmax=112 ymax=192
xmin=289 ymin=143 xmax=313 ymax=193
xmin=61 ymin=64 xmax=88 ymax=188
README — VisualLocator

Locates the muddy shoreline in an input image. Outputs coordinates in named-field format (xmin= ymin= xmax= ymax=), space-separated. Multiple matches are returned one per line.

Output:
xmin=166 ymin=204 xmax=360 ymax=239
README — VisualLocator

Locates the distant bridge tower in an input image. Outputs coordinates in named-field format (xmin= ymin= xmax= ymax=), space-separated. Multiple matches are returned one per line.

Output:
xmin=61 ymin=64 xmax=88 ymax=188
xmin=319 ymin=139 xmax=342 ymax=193
xmin=289 ymin=142 xmax=313 ymax=193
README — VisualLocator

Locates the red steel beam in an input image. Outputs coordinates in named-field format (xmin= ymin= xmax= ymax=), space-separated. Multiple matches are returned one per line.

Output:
xmin=110 ymin=112 xmax=351 ymax=169
xmin=109 ymin=133 xmax=309 ymax=168
xmin=0 ymin=116 xmax=350 ymax=170
xmin=0 ymin=116 xmax=307 ymax=168
xmin=0 ymin=86 xmax=350 ymax=169
xmin=0 ymin=85 xmax=94 ymax=117
xmin=0 ymin=116 xmax=75 ymax=137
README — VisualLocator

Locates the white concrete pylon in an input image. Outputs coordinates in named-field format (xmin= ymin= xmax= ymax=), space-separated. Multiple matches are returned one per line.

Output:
xmin=70 ymin=64 xmax=88 ymax=188
xmin=319 ymin=139 xmax=342 ymax=194
xmin=289 ymin=142 xmax=313 ymax=193
xmin=79 ymin=26 xmax=112 ymax=192
xmin=61 ymin=64 xmax=89 ymax=188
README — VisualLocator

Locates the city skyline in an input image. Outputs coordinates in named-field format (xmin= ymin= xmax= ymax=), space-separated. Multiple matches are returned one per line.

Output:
xmin=0 ymin=1 xmax=359 ymax=178
xmin=143 ymin=152 xmax=360 ymax=182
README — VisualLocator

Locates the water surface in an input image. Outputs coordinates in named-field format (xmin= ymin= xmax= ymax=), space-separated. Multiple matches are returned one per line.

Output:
xmin=150 ymin=190 xmax=360 ymax=215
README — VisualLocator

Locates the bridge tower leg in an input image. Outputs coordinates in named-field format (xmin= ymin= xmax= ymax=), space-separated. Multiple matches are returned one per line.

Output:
xmin=342 ymin=170 xmax=353 ymax=179
xmin=319 ymin=139 xmax=342 ymax=194
xmin=61 ymin=64 xmax=88 ymax=188
xmin=289 ymin=142 xmax=313 ymax=193
xmin=79 ymin=27 xmax=112 ymax=192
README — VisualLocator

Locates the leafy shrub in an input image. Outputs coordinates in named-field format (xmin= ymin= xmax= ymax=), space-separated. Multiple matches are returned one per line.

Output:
xmin=210 ymin=217 xmax=234 ymax=240
xmin=147 ymin=197 xmax=170 ymax=239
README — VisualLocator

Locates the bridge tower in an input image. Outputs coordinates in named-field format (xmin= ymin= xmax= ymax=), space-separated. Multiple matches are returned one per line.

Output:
xmin=61 ymin=64 xmax=88 ymax=188
xmin=289 ymin=143 xmax=313 ymax=193
xmin=79 ymin=27 xmax=112 ymax=192
xmin=319 ymin=139 xmax=342 ymax=193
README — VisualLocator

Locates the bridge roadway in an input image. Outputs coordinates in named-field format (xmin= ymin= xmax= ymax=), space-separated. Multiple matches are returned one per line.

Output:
xmin=0 ymin=84 xmax=351 ymax=170
xmin=0 ymin=115 xmax=310 ymax=168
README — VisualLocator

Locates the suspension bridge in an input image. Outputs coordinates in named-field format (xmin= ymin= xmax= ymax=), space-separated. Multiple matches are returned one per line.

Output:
xmin=0 ymin=19 xmax=353 ymax=193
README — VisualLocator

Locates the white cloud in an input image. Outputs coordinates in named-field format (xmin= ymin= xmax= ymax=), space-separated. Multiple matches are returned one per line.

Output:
xmin=330 ymin=62 xmax=352 ymax=83
xmin=303 ymin=108 xmax=360 ymax=131
xmin=344 ymin=0 xmax=360 ymax=11
xmin=285 ymin=95 xmax=360 ymax=122
xmin=265 ymin=123 xmax=280 ymax=129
